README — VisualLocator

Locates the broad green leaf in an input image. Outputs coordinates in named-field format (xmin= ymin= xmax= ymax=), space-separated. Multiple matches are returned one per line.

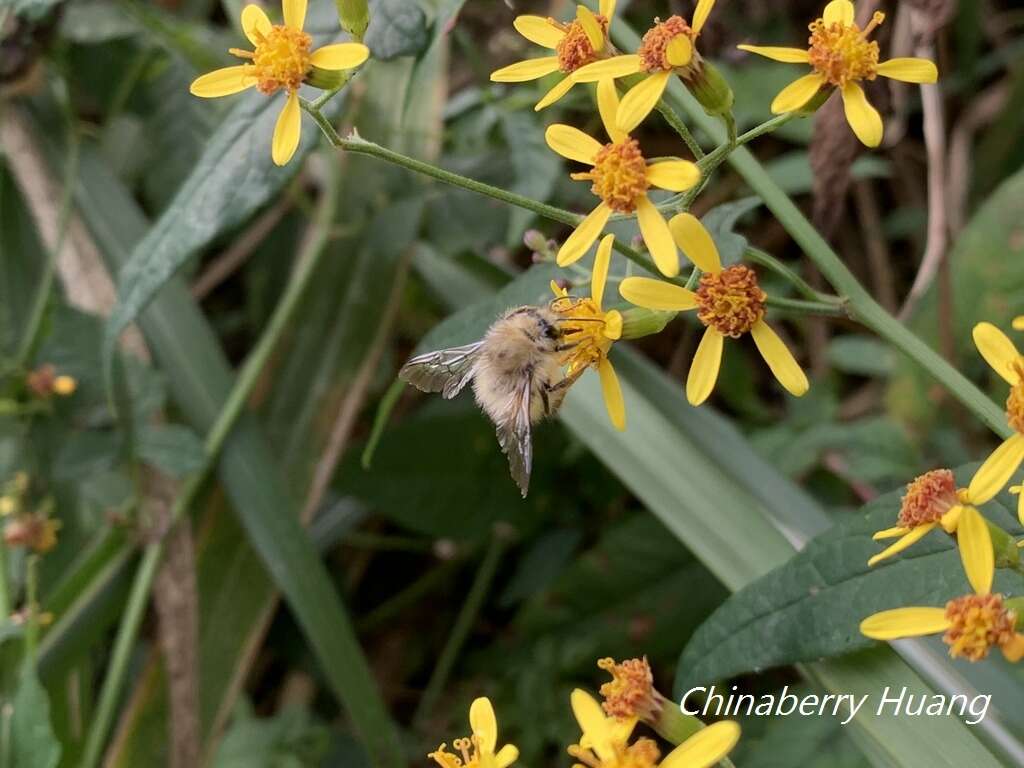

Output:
xmin=10 ymin=668 xmax=62 ymax=768
xmin=59 ymin=0 xmax=139 ymax=43
xmin=0 ymin=167 xmax=46 ymax=355
xmin=677 ymin=466 xmax=1024 ymax=688
xmin=135 ymin=424 xmax=205 ymax=477
xmin=210 ymin=699 xmax=331 ymax=768
xmin=763 ymin=151 xmax=889 ymax=196
xmin=700 ymin=196 xmax=760 ymax=266
xmin=828 ymin=335 xmax=895 ymax=377
xmin=364 ymin=0 xmax=429 ymax=61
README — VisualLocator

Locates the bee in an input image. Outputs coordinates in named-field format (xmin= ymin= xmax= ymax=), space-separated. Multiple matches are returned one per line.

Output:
xmin=399 ymin=305 xmax=587 ymax=497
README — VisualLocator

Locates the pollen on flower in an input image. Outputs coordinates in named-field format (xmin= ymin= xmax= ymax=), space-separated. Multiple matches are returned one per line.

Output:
xmin=696 ymin=265 xmax=767 ymax=338
xmin=568 ymin=737 xmax=659 ymax=768
xmin=428 ymin=736 xmax=480 ymax=768
xmin=898 ymin=469 xmax=958 ymax=528
xmin=551 ymin=296 xmax=613 ymax=371
xmin=807 ymin=11 xmax=884 ymax=87
xmin=583 ymin=139 xmax=650 ymax=213
xmin=1007 ymin=368 xmax=1024 ymax=434
xmin=231 ymin=25 xmax=312 ymax=94
xmin=598 ymin=657 xmax=660 ymax=721
xmin=638 ymin=16 xmax=693 ymax=72
xmin=3 ymin=514 xmax=60 ymax=554
xmin=943 ymin=593 xmax=1016 ymax=661
xmin=556 ymin=15 xmax=609 ymax=73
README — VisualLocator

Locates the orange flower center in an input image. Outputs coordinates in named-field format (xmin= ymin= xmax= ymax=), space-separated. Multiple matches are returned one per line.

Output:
xmin=551 ymin=296 xmax=612 ymax=370
xmin=638 ymin=15 xmax=693 ymax=73
xmin=568 ymin=737 xmax=659 ymax=768
xmin=587 ymin=139 xmax=649 ymax=213
xmin=598 ymin=657 xmax=659 ymax=721
xmin=556 ymin=15 xmax=608 ymax=73
xmin=807 ymin=11 xmax=883 ymax=87
xmin=1007 ymin=367 xmax=1024 ymax=434
xmin=898 ymin=469 xmax=958 ymax=528
xmin=943 ymin=593 xmax=1016 ymax=662
xmin=232 ymin=25 xmax=312 ymax=95
xmin=696 ymin=265 xmax=766 ymax=337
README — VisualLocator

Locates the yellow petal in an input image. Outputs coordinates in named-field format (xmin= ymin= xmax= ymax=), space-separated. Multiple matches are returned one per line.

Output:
xmin=597 ymin=78 xmax=626 ymax=143
xmin=841 ymin=82 xmax=883 ymax=147
xmin=571 ymin=54 xmax=643 ymax=83
xmin=599 ymin=0 xmax=617 ymax=18
xmin=617 ymin=71 xmax=670 ymax=133
xmin=860 ymin=607 xmax=951 ymax=640
xmin=968 ymin=434 xmax=1024 ymax=505
xmin=691 ymin=0 xmax=717 ymax=35
xmin=646 ymin=160 xmax=701 ymax=192
xmin=973 ymin=322 xmax=1022 ymax=385
xmin=636 ymin=197 xmax=678 ymax=278
xmin=513 ymin=15 xmax=564 ymax=48
xmin=751 ymin=320 xmax=809 ymax=397
xmin=771 ymin=73 xmax=825 ymax=113
xmin=822 ymin=0 xmax=855 ymax=25
xmin=282 ymin=0 xmax=306 ymax=30
xmin=189 ymin=65 xmax=256 ymax=98
xmin=687 ymin=328 xmax=724 ymax=406
xmin=545 ymin=124 xmax=603 ymax=164
xmin=867 ymin=524 xmax=935 ymax=567
xmin=1018 ymin=488 xmax=1024 ymax=528
xmin=599 ymin=359 xmax=626 ymax=430
xmin=603 ymin=309 xmax=622 ymax=341
xmin=736 ymin=44 xmax=811 ymax=63
xmin=940 ymin=504 xmax=963 ymax=534
xmin=535 ymin=75 xmax=576 ymax=110
xmin=241 ymin=4 xmax=272 ymax=46
xmin=272 ymin=91 xmax=301 ymax=166
xmin=469 ymin=698 xmax=497 ymax=755
xmin=957 ymin=506 xmax=994 ymax=595
xmin=620 ymin=277 xmax=698 ymax=311
xmin=591 ymin=234 xmax=614 ymax=310
xmin=666 ymin=35 xmax=693 ymax=67
xmin=495 ymin=744 xmax=519 ymax=768
xmin=873 ymin=526 xmax=911 ymax=541
xmin=876 ymin=58 xmax=938 ymax=83
xmin=310 ymin=43 xmax=370 ymax=70
xmin=576 ymin=5 xmax=604 ymax=51
xmin=1001 ymin=634 xmax=1024 ymax=663
xmin=491 ymin=56 xmax=561 ymax=82
xmin=570 ymin=690 xmax=615 ymax=763
xmin=1014 ymin=316 xmax=1024 ymax=331
xmin=660 ymin=721 xmax=740 ymax=768
xmin=558 ymin=204 xmax=612 ymax=267
xmin=668 ymin=212 xmax=721 ymax=273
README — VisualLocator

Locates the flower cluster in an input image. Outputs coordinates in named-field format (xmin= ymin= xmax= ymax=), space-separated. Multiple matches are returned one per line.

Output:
xmin=860 ymin=321 xmax=1024 ymax=663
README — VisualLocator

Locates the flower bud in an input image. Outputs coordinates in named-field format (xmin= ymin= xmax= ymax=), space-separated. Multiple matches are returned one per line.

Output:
xmin=683 ymin=60 xmax=734 ymax=117
xmin=336 ymin=0 xmax=370 ymax=41
xmin=621 ymin=307 xmax=676 ymax=339
xmin=306 ymin=66 xmax=349 ymax=91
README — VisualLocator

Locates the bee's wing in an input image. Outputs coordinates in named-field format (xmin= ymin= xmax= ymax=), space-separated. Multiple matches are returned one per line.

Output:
xmin=399 ymin=342 xmax=483 ymax=399
xmin=496 ymin=376 xmax=533 ymax=498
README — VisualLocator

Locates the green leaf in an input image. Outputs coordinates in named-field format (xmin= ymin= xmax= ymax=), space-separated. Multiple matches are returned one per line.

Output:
xmin=135 ymin=424 xmax=205 ymax=477
xmin=677 ymin=466 xmax=1024 ymax=688
xmin=10 ymin=668 xmax=62 ymax=768
xmin=210 ymin=699 xmax=331 ymax=768
xmin=364 ymin=0 xmax=429 ymax=61
xmin=828 ymin=335 xmax=895 ymax=377
xmin=700 ymin=196 xmax=760 ymax=266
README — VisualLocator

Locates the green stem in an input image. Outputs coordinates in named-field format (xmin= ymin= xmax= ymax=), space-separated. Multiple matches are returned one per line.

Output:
xmin=656 ymin=101 xmax=704 ymax=158
xmin=0 ymin=541 xmax=9 ymax=620
xmin=24 ymin=556 xmax=39 ymax=663
xmin=78 ymin=154 xmax=342 ymax=768
xmin=766 ymin=295 xmax=848 ymax=318
xmin=745 ymin=246 xmax=837 ymax=303
xmin=413 ymin=532 xmax=506 ymax=726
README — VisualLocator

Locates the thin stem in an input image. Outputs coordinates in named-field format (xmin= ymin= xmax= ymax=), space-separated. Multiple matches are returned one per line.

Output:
xmin=745 ymin=246 xmax=838 ymax=303
xmin=413 ymin=532 xmax=507 ymax=726
xmin=24 ymin=556 xmax=39 ymax=663
xmin=78 ymin=154 xmax=342 ymax=768
xmin=0 ymin=541 xmax=9 ymax=620
xmin=656 ymin=101 xmax=704 ymax=158
xmin=766 ymin=295 xmax=848 ymax=318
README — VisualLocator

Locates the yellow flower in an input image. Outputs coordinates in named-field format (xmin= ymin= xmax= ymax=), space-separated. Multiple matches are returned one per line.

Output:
xmin=1014 ymin=316 xmax=1024 ymax=332
xmin=550 ymin=235 xmax=625 ymax=430
xmin=546 ymin=80 xmax=700 ymax=276
xmin=571 ymin=0 xmax=718 ymax=132
xmin=26 ymin=364 xmax=76 ymax=399
xmin=861 ymin=588 xmax=1024 ymax=663
xmin=490 ymin=1 xmax=619 ymax=110
xmin=428 ymin=697 xmax=518 ymax=768
xmin=598 ymin=657 xmax=662 ymax=723
xmin=3 ymin=513 xmax=61 ymax=554
xmin=189 ymin=0 xmax=370 ymax=166
xmin=967 ymin=323 xmax=1024 ymax=519
xmin=568 ymin=689 xmax=740 ymax=768
xmin=619 ymin=229 xmax=808 ymax=406
xmin=868 ymin=469 xmax=995 ymax=595
xmin=736 ymin=0 xmax=937 ymax=147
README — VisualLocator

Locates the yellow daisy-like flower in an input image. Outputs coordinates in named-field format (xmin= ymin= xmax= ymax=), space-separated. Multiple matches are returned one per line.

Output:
xmin=736 ymin=0 xmax=937 ymax=147
xmin=861 ymin=587 xmax=1024 ymax=663
xmin=571 ymin=0 xmax=718 ymax=133
xmin=546 ymin=80 xmax=700 ymax=276
xmin=428 ymin=697 xmax=518 ymax=768
xmin=619 ymin=229 xmax=808 ymax=406
xmin=967 ymin=323 xmax=1024 ymax=519
xmin=189 ymin=0 xmax=370 ymax=166
xmin=490 ymin=1 xmax=620 ymax=110
xmin=568 ymin=689 xmax=739 ymax=768
xmin=869 ymin=469 xmax=994 ymax=596
xmin=550 ymin=235 xmax=626 ymax=430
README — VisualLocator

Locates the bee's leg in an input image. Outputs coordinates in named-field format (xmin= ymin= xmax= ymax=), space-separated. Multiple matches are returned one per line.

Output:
xmin=539 ymin=384 xmax=551 ymax=417
xmin=554 ymin=341 xmax=579 ymax=353
xmin=549 ymin=366 xmax=586 ymax=392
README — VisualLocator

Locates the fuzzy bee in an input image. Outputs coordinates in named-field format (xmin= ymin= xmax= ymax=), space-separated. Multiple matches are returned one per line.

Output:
xmin=399 ymin=305 xmax=588 ymax=497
